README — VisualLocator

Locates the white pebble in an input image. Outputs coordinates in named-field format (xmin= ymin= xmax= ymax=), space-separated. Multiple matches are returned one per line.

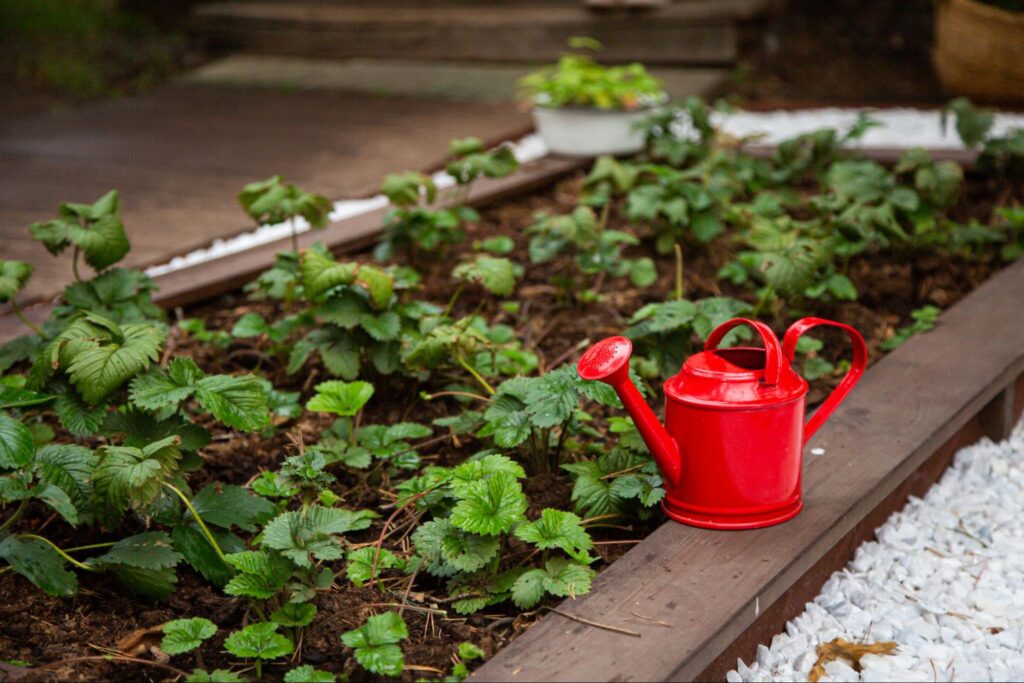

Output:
xmin=729 ymin=420 xmax=1024 ymax=681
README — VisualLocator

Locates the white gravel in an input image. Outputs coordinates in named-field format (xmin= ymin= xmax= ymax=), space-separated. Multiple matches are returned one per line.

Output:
xmin=728 ymin=419 xmax=1024 ymax=683
xmin=145 ymin=107 xmax=1024 ymax=278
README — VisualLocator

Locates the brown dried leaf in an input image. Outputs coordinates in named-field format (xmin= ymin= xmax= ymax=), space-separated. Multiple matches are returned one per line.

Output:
xmin=808 ymin=638 xmax=897 ymax=682
xmin=114 ymin=624 xmax=165 ymax=657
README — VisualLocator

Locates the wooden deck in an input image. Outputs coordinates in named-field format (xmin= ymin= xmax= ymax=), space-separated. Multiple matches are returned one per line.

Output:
xmin=0 ymin=84 xmax=529 ymax=303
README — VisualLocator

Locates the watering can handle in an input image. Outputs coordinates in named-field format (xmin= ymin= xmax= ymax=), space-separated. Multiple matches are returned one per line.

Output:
xmin=782 ymin=317 xmax=868 ymax=445
xmin=704 ymin=318 xmax=783 ymax=386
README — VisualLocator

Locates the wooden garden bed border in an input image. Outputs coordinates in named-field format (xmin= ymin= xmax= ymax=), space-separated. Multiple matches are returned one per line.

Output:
xmin=0 ymin=144 xmax=1008 ymax=683
xmin=0 ymin=155 xmax=589 ymax=346
xmin=472 ymin=257 xmax=1024 ymax=682
xmin=0 ymin=145 xmax=977 ymax=347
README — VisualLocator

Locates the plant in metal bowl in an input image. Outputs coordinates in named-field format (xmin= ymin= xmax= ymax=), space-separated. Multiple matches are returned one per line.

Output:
xmin=518 ymin=37 xmax=667 ymax=156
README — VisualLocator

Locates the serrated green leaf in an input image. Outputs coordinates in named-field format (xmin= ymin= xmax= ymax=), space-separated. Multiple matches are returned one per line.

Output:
xmin=285 ymin=665 xmax=336 ymax=683
xmin=451 ymin=454 xmax=525 ymax=493
xmin=541 ymin=557 xmax=595 ymax=599
xmin=161 ymin=618 xmax=217 ymax=655
xmin=359 ymin=311 xmax=401 ymax=341
xmin=223 ymin=551 xmax=293 ymax=599
xmin=64 ymin=320 xmax=164 ymax=404
xmin=224 ymin=622 xmax=293 ymax=661
xmin=514 ymin=509 xmax=593 ymax=561
xmin=0 ymin=535 xmax=78 ymax=597
xmin=271 ymin=602 xmax=317 ymax=628
xmin=346 ymin=547 xmax=403 ymax=587
xmin=92 ymin=437 xmax=182 ymax=527
xmin=450 ymin=473 xmax=527 ymax=536
xmin=190 ymin=484 xmax=274 ymax=532
xmin=341 ymin=612 xmax=408 ymax=677
xmin=356 ymin=266 xmax=394 ymax=310
xmin=53 ymin=386 xmax=109 ymax=436
xmin=306 ymin=380 xmax=374 ymax=417
xmin=231 ymin=312 xmax=270 ymax=338
xmin=511 ymin=567 xmax=546 ymax=609
xmin=0 ymin=261 xmax=32 ymax=304
xmin=69 ymin=215 xmax=130 ymax=272
xmin=453 ymin=256 xmax=517 ymax=296
xmin=130 ymin=368 xmax=195 ymax=411
xmin=102 ymin=411 xmax=211 ymax=452
xmin=261 ymin=506 xmax=378 ymax=567
xmin=0 ymin=413 xmax=34 ymax=469
xmin=300 ymin=249 xmax=359 ymax=300
xmin=172 ymin=523 xmax=239 ymax=587
xmin=195 ymin=374 xmax=269 ymax=432
xmin=93 ymin=531 xmax=183 ymax=570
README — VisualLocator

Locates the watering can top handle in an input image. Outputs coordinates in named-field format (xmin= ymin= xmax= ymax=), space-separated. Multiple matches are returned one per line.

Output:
xmin=703 ymin=318 xmax=783 ymax=386
xmin=782 ymin=317 xmax=868 ymax=444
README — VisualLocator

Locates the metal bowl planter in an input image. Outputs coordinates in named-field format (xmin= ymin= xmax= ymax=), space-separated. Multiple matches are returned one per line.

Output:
xmin=531 ymin=105 xmax=659 ymax=157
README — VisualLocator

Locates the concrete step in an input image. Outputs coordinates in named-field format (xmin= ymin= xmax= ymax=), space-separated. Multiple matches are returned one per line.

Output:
xmin=190 ymin=0 xmax=770 ymax=65
xmin=183 ymin=55 xmax=731 ymax=102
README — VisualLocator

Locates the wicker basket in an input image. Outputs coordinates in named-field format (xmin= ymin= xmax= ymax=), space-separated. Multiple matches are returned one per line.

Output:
xmin=934 ymin=0 xmax=1024 ymax=102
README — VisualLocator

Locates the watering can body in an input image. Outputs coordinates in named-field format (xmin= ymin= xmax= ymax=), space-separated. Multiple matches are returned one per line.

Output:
xmin=578 ymin=317 xmax=867 ymax=530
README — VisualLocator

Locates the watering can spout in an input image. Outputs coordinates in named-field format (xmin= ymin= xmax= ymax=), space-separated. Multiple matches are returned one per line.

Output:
xmin=577 ymin=336 xmax=682 ymax=487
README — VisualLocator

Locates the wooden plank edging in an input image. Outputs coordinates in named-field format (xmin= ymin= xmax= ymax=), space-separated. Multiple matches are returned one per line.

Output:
xmin=0 ymin=155 xmax=587 ymax=346
xmin=471 ymin=257 xmax=1024 ymax=682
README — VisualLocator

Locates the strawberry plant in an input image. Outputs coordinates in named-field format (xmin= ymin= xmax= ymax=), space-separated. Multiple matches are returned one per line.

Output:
xmin=285 ymin=665 xmax=336 ymax=682
xmin=224 ymin=622 xmax=293 ymax=680
xmin=29 ymin=190 xmax=129 ymax=281
xmin=377 ymin=172 xmax=476 ymax=261
xmin=341 ymin=611 xmax=409 ymax=677
xmin=518 ymin=37 xmax=665 ymax=110
xmin=446 ymin=137 xmax=519 ymax=201
xmin=161 ymin=617 xmax=217 ymax=667
xmin=477 ymin=366 xmax=622 ymax=475
xmin=527 ymin=206 xmax=656 ymax=302
xmin=405 ymin=315 xmax=537 ymax=394
xmin=288 ymin=246 xmax=431 ymax=380
xmin=238 ymin=176 xmax=332 ymax=255
xmin=881 ymin=305 xmax=941 ymax=351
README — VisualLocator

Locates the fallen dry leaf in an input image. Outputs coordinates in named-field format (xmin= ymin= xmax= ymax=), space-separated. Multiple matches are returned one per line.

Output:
xmin=114 ymin=624 xmax=165 ymax=657
xmin=808 ymin=637 xmax=898 ymax=682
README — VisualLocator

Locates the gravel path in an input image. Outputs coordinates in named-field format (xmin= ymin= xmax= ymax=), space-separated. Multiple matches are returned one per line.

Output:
xmin=729 ymin=419 xmax=1024 ymax=683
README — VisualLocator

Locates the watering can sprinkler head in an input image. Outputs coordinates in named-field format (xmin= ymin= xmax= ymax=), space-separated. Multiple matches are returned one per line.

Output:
xmin=578 ymin=336 xmax=683 ymax=487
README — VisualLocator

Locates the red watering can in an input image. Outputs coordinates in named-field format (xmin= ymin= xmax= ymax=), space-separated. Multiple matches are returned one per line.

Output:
xmin=577 ymin=317 xmax=867 ymax=530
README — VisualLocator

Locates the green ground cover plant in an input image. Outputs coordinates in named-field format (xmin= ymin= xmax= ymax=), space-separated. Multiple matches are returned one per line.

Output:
xmin=1 ymin=99 xmax=1021 ymax=680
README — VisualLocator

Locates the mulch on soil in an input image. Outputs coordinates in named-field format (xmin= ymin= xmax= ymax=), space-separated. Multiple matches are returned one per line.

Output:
xmin=0 ymin=166 xmax=1013 ymax=682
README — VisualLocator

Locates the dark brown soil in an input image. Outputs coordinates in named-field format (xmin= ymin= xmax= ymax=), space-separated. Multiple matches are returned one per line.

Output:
xmin=0 ymin=164 xmax=1015 ymax=682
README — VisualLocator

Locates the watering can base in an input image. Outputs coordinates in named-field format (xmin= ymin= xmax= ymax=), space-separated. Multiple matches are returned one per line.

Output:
xmin=661 ymin=498 xmax=803 ymax=530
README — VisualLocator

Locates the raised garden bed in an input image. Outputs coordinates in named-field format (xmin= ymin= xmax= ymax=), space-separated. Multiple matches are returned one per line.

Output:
xmin=1 ymin=102 xmax=1022 ymax=683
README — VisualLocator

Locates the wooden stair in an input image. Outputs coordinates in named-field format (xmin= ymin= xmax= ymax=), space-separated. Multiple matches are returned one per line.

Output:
xmin=189 ymin=0 xmax=771 ymax=66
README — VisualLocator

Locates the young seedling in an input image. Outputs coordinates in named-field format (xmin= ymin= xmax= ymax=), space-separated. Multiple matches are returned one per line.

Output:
xmin=518 ymin=37 xmax=665 ymax=110
xmin=305 ymin=380 xmax=374 ymax=445
xmin=238 ymin=176 xmax=332 ymax=255
xmin=446 ymin=137 xmax=519 ymax=204
xmin=284 ymin=665 xmax=336 ymax=682
xmin=341 ymin=611 xmax=409 ymax=678
xmin=223 ymin=622 xmax=293 ymax=680
xmin=0 ymin=261 xmax=42 ymax=337
xmin=161 ymin=617 xmax=217 ymax=669
xmin=527 ymin=207 xmax=655 ymax=302
xmin=29 ymin=190 xmax=129 ymax=281
xmin=882 ymin=305 xmax=941 ymax=351
xmin=450 ymin=642 xmax=486 ymax=681
xmin=377 ymin=172 xmax=476 ymax=260
xmin=346 ymin=547 xmax=404 ymax=587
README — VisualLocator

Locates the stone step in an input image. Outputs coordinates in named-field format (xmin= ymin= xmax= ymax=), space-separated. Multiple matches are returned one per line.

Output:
xmin=182 ymin=55 xmax=731 ymax=102
xmin=190 ymin=0 xmax=771 ymax=65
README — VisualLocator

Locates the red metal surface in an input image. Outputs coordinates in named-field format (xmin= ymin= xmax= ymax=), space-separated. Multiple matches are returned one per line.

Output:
xmin=577 ymin=317 xmax=868 ymax=530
